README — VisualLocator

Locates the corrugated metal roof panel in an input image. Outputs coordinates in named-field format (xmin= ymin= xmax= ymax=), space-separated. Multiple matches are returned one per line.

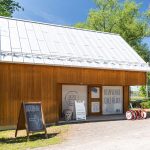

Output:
xmin=0 ymin=16 xmax=149 ymax=72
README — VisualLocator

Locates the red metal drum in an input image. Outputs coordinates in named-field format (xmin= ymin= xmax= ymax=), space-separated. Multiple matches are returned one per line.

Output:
xmin=138 ymin=109 xmax=143 ymax=119
xmin=134 ymin=110 xmax=141 ymax=119
xmin=126 ymin=110 xmax=135 ymax=120
xmin=132 ymin=110 xmax=138 ymax=120
xmin=126 ymin=109 xmax=147 ymax=120
xmin=126 ymin=111 xmax=132 ymax=120
xmin=141 ymin=110 xmax=147 ymax=119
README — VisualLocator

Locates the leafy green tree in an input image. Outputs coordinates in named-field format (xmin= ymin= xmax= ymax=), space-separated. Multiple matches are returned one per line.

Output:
xmin=139 ymin=86 xmax=147 ymax=97
xmin=0 ymin=0 xmax=23 ymax=17
xmin=75 ymin=0 xmax=150 ymax=62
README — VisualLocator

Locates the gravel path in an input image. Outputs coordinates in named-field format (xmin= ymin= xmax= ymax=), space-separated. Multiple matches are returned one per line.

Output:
xmin=35 ymin=119 xmax=150 ymax=150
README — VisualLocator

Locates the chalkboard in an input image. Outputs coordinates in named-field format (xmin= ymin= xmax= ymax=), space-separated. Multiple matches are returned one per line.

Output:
xmin=15 ymin=102 xmax=47 ymax=140
xmin=24 ymin=103 xmax=44 ymax=131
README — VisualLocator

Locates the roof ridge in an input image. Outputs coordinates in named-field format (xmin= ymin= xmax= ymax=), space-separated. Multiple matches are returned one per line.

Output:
xmin=0 ymin=15 xmax=119 ymax=36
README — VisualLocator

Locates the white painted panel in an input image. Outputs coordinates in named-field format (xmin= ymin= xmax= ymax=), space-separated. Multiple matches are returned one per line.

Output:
xmin=33 ymin=24 xmax=44 ymax=41
xmin=1 ymin=54 xmax=12 ymax=61
xmin=17 ymin=21 xmax=27 ymax=38
xmin=102 ymin=86 xmax=123 ymax=115
xmin=9 ymin=27 xmax=20 ymax=49
xmin=25 ymin=22 xmax=33 ymax=30
xmin=20 ymin=38 xmax=31 ymax=53
xmin=43 ymin=58 xmax=54 ymax=64
xmin=38 ymin=40 xmax=50 ymax=54
xmin=12 ymin=55 xmax=24 ymax=62
xmin=34 ymin=57 xmax=44 ymax=63
xmin=1 ymin=36 xmax=11 ymax=51
xmin=0 ymin=18 xmax=9 ymax=36
xmin=23 ymin=55 xmax=34 ymax=63
xmin=9 ymin=20 xmax=17 ymax=28
xmin=0 ymin=17 xmax=149 ymax=71
xmin=62 ymin=85 xmax=87 ymax=119
xmin=12 ymin=48 xmax=22 ymax=53
xmin=27 ymin=30 xmax=40 ymax=50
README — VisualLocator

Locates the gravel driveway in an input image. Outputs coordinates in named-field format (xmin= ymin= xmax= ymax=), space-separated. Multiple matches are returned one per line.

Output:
xmin=35 ymin=119 xmax=150 ymax=150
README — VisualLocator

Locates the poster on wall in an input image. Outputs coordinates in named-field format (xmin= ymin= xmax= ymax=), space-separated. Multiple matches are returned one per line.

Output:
xmin=75 ymin=100 xmax=86 ymax=120
xmin=102 ymin=86 xmax=123 ymax=115
xmin=62 ymin=85 xmax=87 ymax=119
xmin=91 ymin=102 xmax=100 ymax=113
xmin=91 ymin=87 xmax=100 ymax=98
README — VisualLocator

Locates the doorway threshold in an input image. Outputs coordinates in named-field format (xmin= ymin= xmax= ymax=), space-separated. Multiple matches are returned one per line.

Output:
xmin=58 ymin=114 xmax=126 ymax=125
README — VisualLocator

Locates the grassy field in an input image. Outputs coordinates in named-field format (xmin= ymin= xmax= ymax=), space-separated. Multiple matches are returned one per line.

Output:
xmin=0 ymin=125 xmax=69 ymax=150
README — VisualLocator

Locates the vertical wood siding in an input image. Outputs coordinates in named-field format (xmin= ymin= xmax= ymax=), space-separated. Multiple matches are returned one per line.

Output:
xmin=0 ymin=63 xmax=146 ymax=126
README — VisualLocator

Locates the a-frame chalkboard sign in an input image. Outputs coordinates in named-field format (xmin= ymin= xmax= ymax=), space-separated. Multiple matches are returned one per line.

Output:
xmin=15 ymin=102 xmax=47 ymax=140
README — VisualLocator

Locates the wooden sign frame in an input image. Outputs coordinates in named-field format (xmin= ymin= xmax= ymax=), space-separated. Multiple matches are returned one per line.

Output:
xmin=15 ymin=102 xmax=47 ymax=140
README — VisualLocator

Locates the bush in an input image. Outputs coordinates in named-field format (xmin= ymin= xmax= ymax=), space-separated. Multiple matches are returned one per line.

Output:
xmin=130 ymin=99 xmax=150 ymax=109
xmin=140 ymin=101 xmax=150 ymax=109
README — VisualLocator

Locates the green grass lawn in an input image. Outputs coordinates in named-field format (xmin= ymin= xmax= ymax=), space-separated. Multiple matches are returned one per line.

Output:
xmin=0 ymin=125 xmax=69 ymax=150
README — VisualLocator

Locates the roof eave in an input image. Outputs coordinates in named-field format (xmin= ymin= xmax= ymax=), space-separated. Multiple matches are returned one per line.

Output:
xmin=0 ymin=60 xmax=149 ymax=72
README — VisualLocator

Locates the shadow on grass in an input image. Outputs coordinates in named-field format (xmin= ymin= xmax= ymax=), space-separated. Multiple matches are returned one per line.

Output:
xmin=0 ymin=133 xmax=59 ymax=144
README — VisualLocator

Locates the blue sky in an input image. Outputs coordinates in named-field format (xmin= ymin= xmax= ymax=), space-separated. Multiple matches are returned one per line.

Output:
xmin=14 ymin=0 xmax=150 ymax=47
xmin=14 ymin=0 xmax=95 ymax=25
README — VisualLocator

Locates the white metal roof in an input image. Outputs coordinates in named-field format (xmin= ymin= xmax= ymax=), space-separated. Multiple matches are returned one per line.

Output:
xmin=0 ymin=16 xmax=149 ymax=72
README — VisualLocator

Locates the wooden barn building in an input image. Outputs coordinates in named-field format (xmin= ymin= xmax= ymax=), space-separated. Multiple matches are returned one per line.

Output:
xmin=0 ymin=17 xmax=149 ymax=129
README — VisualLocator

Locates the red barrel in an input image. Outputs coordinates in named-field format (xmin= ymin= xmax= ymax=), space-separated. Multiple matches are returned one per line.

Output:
xmin=134 ymin=110 xmax=140 ymax=119
xmin=126 ymin=110 xmax=136 ymax=120
xmin=140 ymin=110 xmax=147 ymax=119
xmin=126 ymin=109 xmax=147 ymax=120
xmin=126 ymin=111 xmax=132 ymax=120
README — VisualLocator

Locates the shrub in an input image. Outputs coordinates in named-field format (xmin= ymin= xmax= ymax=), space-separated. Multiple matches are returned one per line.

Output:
xmin=140 ymin=101 xmax=150 ymax=109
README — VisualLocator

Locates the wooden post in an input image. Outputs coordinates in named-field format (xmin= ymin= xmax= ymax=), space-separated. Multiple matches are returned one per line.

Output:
xmin=123 ymin=86 xmax=130 ymax=113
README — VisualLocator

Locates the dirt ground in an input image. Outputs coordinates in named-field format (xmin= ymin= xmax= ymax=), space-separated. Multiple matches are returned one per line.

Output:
xmin=35 ymin=118 xmax=150 ymax=150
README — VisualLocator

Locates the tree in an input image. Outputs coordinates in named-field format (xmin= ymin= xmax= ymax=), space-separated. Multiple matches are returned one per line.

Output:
xmin=75 ymin=0 xmax=150 ymax=62
xmin=0 ymin=0 xmax=23 ymax=17
xmin=139 ymin=86 xmax=146 ymax=97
